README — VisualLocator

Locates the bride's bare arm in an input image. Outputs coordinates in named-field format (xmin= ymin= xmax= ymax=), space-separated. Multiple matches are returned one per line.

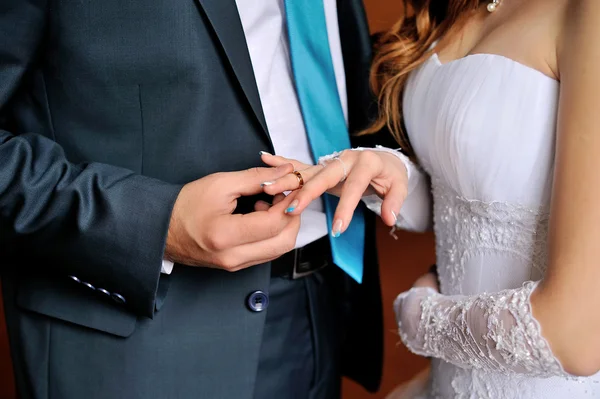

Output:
xmin=532 ymin=0 xmax=600 ymax=376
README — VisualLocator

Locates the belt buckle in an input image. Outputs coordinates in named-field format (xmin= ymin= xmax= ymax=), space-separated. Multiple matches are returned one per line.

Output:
xmin=291 ymin=249 xmax=328 ymax=280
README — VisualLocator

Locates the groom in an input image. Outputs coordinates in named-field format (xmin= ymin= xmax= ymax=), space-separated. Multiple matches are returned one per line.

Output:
xmin=0 ymin=0 xmax=385 ymax=398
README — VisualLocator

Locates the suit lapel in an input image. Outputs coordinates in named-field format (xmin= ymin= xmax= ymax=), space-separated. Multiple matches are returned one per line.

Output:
xmin=195 ymin=0 xmax=270 ymax=138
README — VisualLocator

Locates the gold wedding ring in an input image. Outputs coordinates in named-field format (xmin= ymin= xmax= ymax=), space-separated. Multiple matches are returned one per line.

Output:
xmin=292 ymin=170 xmax=304 ymax=189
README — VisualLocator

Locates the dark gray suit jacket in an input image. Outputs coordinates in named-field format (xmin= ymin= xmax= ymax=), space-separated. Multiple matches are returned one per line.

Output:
xmin=0 ymin=0 xmax=386 ymax=397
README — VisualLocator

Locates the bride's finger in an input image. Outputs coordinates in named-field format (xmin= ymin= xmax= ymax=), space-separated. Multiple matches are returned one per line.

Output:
xmin=286 ymin=160 xmax=348 ymax=215
xmin=332 ymin=162 xmax=374 ymax=235
xmin=254 ymin=200 xmax=271 ymax=212
xmin=380 ymin=180 xmax=408 ymax=227
xmin=260 ymin=152 xmax=310 ymax=171
xmin=262 ymin=164 xmax=324 ymax=195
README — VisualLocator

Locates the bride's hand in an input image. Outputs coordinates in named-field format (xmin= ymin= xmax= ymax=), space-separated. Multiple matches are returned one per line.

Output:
xmin=260 ymin=149 xmax=409 ymax=231
xmin=385 ymin=367 xmax=431 ymax=399
xmin=394 ymin=271 xmax=440 ymax=352
xmin=412 ymin=271 xmax=440 ymax=292
xmin=412 ymin=264 xmax=440 ymax=292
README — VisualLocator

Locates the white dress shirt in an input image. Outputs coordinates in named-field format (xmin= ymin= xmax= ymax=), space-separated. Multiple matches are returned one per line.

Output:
xmin=162 ymin=0 xmax=347 ymax=273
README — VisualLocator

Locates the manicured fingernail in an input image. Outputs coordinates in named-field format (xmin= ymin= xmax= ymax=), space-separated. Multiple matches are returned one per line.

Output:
xmin=259 ymin=151 xmax=272 ymax=156
xmin=332 ymin=220 xmax=343 ymax=238
xmin=285 ymin=200 xmax=299 ymax=213
xmin=261 ymin=181 xmax=274 ymax=187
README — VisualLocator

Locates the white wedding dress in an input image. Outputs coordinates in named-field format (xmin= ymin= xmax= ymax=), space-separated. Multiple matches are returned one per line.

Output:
xmin=363 ymin=51 xmax=600 ymax=398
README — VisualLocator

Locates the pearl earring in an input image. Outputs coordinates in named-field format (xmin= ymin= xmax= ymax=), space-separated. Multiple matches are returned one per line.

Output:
xmin=487 ymin=0 xmax=501 ymax=12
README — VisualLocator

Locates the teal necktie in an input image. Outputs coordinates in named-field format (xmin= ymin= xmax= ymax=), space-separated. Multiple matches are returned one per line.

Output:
xmin=284 ymin=0 xmax=365 ymax=283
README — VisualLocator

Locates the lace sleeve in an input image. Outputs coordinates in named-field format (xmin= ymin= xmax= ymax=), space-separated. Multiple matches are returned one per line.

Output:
xmin=394 ymin=282 xmax=571 ymax=378
xmin=353 ymin=146 xmax=433 ymax=232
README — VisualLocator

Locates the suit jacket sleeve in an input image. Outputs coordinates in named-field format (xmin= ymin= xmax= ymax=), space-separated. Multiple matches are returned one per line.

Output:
xmin=0 ymin=0 xmax=183 ymax=318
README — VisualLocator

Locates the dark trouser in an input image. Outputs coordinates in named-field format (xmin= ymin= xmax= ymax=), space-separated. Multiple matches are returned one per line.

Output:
xmin=253 ymin=272 xmax=340 ymax=399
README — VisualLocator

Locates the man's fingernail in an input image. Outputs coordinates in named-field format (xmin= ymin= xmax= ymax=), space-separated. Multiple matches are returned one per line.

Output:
xmin=261 ymin=181 xmax=274 ymax=187
xmin=285 ymin=200 xmax=299 ymax=213
xmin=332 ymin=220 xmax=343 ymax=238
xmin=276 ymin=164 xmax=290 ymax=172
xmin=259 ymin=151 xmax=272 ymax=156
xmin=391 ymin=210 xmax=398 ymax=223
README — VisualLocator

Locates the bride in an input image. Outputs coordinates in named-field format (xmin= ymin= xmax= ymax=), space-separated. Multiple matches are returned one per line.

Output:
xmin=259 ymin=0 xmax=600 ymax=397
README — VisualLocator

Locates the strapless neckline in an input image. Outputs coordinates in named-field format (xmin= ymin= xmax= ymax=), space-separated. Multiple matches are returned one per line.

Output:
xmin=430 ymin=52 xmax=559 ymax=84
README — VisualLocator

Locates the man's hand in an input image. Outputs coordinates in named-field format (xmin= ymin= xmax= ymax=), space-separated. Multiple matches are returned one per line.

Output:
xmin=165 ymin=164 xmax=300 ymax=271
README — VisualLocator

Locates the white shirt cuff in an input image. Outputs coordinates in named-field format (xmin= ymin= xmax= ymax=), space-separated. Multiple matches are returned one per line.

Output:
xmin=161 ymin=259 xmax=174 ymax=274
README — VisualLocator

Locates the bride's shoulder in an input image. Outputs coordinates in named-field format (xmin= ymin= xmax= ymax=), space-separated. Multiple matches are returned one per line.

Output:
xmin=556 ymin=0 xmax=600 ymax=78
xmin=563 ymin=0 xmax=599 ymax=13
xmin=559 ymin=0 xmax=600 ymax=41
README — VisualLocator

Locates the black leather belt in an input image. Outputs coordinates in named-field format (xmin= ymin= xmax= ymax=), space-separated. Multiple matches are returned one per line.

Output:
xmin=270 ymin=236 xmax=331 ymax=279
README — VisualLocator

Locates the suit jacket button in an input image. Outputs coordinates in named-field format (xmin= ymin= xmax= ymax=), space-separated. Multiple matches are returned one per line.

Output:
xmin=247 ymin=291 xmax=269 ymax=312
xmin=111 ymin=293 xmax=127 ymax=305
xmin=97 ymin=288 xmax=110 ymax=297
xmin=81 ymin=282 xmax=95 ymax=291
xmin=68 ymin=275 xmax=81 ymax=284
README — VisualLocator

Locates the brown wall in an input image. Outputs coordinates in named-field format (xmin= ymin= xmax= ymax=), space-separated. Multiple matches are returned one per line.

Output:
xmin=0 ymin=3 xmax=431 ymax=399
xmin=364 ymin=0 xmax=404 ymax=34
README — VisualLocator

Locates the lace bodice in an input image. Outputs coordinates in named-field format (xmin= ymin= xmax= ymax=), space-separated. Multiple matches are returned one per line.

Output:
xmin=432 ymin=181 xmax=548 ymax=296
xmin=363 ymin=52 xmax=600 ymax=398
